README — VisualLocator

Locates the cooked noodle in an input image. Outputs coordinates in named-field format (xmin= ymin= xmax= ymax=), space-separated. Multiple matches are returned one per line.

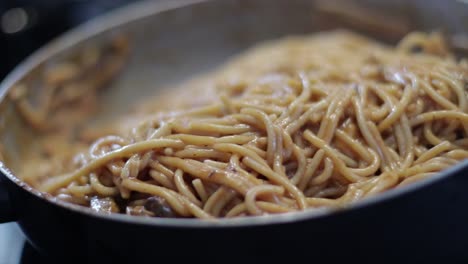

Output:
xmin=16 ymin=31 xmax=468 ymax=219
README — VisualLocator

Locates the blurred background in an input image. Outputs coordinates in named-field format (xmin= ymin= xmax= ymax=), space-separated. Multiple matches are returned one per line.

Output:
xmin=0 ymin=0 xmax=142 ymax=80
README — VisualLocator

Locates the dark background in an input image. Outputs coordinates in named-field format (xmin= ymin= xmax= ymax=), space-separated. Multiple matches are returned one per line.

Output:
xmin=0 ymin=0 xmax=141 ymax=81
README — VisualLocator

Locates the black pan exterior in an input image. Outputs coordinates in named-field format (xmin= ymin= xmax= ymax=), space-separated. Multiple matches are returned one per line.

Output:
xmin=0 ymin=177 xmax=14 ymax=223
xmin=2 ymin=165 xmax=468 ymax=263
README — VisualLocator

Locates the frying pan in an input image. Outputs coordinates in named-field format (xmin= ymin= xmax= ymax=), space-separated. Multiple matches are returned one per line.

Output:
xmin=0 ymin=0 xmax=468 ymax=262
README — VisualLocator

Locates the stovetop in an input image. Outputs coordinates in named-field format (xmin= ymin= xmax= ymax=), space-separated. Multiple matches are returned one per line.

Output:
xmin=0 ymin=223 xmax=25 ymax=264
xmin=0 ymin=223 xmax=62 ymax=264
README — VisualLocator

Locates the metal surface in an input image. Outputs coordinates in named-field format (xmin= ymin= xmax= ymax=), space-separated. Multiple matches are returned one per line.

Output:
xmin=0 ymin=0 xmax=467 ymax=261
xmin=0 ymin=223 xmax=24 ymax=264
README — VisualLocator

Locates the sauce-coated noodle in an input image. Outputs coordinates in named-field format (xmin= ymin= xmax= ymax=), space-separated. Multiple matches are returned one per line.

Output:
xmin=17 ymin=31 xmax=468 ymax=219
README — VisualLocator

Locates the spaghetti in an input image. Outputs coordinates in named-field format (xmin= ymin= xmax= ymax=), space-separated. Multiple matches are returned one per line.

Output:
xmin=17 ymin=31 xmax=468 ymax=219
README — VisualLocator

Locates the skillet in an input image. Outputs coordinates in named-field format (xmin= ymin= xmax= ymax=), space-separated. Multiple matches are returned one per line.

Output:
xmin=0 ymin=0 xmax=467 ymax=262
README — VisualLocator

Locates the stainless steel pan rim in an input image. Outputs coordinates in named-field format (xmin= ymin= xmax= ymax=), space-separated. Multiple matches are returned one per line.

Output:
xmin=1 ymin=0 xmax=467 ymax=228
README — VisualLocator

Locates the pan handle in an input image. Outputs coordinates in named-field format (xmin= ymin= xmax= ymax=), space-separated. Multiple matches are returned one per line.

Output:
xmin=0 ymin=174 xmax=14 ymax=223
